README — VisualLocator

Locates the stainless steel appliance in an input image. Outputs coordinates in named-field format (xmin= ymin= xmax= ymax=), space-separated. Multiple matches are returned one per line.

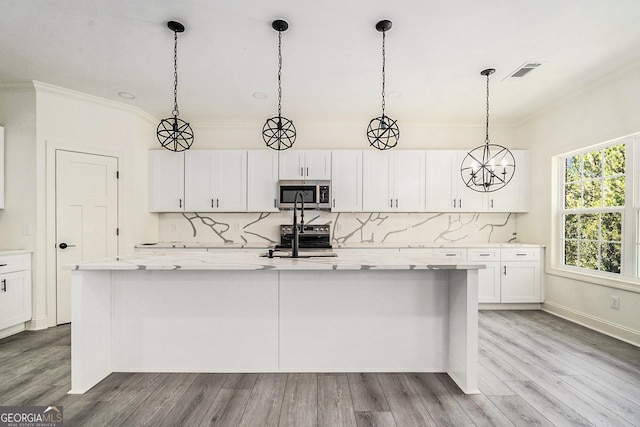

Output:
xmin=277 ymin=180 xmax=331 ymax=210
xmin=275 ymin=224 xmax=332 ymax=250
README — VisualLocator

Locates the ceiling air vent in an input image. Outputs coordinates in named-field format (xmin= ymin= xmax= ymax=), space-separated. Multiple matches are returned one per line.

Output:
xmin=506 ymin=62 xmax=543 ymax=79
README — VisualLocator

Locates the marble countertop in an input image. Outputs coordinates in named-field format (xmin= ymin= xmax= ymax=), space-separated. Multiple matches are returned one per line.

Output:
xmin=68 ymin=250 xmax=485 ymax=271
xmin=136 ymin=242 xmax=543 ymax=250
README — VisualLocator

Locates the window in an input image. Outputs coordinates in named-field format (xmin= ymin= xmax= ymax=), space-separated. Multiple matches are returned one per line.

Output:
xmin=560 ymin=141 xmax=630 ymax=276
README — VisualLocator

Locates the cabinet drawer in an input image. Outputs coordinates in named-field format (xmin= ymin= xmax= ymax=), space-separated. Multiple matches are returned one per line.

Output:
xmin=431 ymin=248 xmax=467 ymax=259
xmin=467 ymin=248 xmax=500 ymax=261
xmin=501 ymin=248 xmax=540 ymax=261
xmin=0 ymin=253 xmax=31 ymax=274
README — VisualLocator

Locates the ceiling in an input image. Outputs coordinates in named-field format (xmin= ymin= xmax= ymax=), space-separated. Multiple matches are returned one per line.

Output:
xmin=2 ymin=0 xmax=640 ymax=126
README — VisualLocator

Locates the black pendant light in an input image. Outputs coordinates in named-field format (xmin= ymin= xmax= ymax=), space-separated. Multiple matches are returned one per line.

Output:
xmin=460 ymin=68 xmax=516 ymax=192
xmin=367 ymin=19 xmax=399 ymax=150
xmin=156 ymin=21 xmax=194 ymax=152
xmin=263 ymin=19 xmax=296 ymax=151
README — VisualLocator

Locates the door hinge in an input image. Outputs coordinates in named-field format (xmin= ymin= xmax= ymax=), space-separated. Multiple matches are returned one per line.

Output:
xmin=116 ymin=171 xmax=120 ymax=179
xmin=116 ymin=228 xmax=120 ymax=236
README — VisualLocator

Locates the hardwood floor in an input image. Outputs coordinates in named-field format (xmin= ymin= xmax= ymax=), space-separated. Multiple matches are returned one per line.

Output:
xmin=0 ymin=311 xmax=638 ymax=426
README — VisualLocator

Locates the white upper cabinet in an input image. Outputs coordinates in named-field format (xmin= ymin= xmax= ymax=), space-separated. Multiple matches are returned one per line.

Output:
xmin=278 ymin=150 xmax=331 ymax=180
xmin=363 ymin=150 xmax=425 ymax=212
xmin=426 ymin=149 xmax=528 ymax=212
xmin=331 ymin=150 xmax=362 ymax=212
xmin=247 ymin=150 xmax=279 ymax=212
xmin=0 ymin=126 xmax=4 ymax=209
xmin=149 ymin=150 xmax=185 ymax=212
xmin=185 ymin=150 xmax=247 ymax=212
xmin=486 ymin=150 xmax=530 ymax=213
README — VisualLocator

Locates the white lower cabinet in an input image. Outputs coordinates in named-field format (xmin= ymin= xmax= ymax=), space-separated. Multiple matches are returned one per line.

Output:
xmin=0 ymin=253 xmax=32 ymax=331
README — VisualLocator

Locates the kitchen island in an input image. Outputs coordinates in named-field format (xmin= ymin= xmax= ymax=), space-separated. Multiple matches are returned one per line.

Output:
xmin=68 ymin=250 xmax=482 ymax=394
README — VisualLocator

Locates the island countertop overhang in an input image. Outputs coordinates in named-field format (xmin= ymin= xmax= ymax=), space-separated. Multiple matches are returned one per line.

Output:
xmin=67 ymin=250 xmax=486 ymax=271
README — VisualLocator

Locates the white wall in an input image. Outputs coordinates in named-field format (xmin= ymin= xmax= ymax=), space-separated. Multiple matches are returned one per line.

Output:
xmin=516 ymin=58 xmax=640 ymax=346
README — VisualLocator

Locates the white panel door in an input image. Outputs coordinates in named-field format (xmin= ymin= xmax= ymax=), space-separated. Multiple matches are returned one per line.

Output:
xmin=500 ymin=261 xmax=541 ymax=303
xmin=304 ymin=150 xmax=332 ymax=180
xmin=148 ymin=150 xmax=184 ymax=212
xmin=362 ymin=150 xmax=393 ymax=211
xmin=184 ymin=151 xmax=215 ymax=211
xmin=455 ymin=151 xmax=487 ymax=212
xmin=394 ymin=150 xmax=425 ymax=212
xmin=0 ymin=271 xmax=30 ymax=330
xmin=247 ymin=150 xmax=279 ymax=212
xmin=425 ymin=151 xmax=456 ymax=212
xmin=278 ymin=151 xmax=305 ymax=179
xmin=487 ymin=150 xmax=530 ymax=212
xmin=477 ymin=261 xmax=501 ymax=303
xmin=331 ymin=150 xmax=362 ymax=212
xmin=213 ymin=150 xmax=247 ymax=211
xmin=56 ymin=150 xmax=118 ymax=324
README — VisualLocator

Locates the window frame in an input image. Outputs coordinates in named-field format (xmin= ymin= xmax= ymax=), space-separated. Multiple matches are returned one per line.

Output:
xmin=556 ymin=137 xmax=636 ymax=280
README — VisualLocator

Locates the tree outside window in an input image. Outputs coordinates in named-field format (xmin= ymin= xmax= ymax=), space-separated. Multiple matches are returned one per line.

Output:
xmin=562 ymin=143 xmax=624 ymax=274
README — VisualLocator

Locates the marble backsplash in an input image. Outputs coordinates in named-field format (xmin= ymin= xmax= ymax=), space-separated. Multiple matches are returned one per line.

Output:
xmin=156 ymin=212 xmax=517 ymax=245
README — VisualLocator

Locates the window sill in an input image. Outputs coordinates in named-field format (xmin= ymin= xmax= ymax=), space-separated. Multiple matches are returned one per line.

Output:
xmin=547 ymin=266 xmax=640 ymax=294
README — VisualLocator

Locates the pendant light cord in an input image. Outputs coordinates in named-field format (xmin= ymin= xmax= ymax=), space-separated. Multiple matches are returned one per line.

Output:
xmin=381 ymin=30 xmax=386 ymax=117
xmin=277 ymin=30 xmax=283 ymax=119
xmin=485 ymin=72 xmax=490 ymax=144
xmin=172 ymin=30 xmax=180 ymax=118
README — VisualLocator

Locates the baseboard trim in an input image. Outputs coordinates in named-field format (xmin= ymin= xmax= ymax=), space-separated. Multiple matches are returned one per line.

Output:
xmin=543 ymin=301 xmax=640 ymax=347
xmin=27 ymin=316 xmax=49 ymax=331
xmin=0 ymin=323 xmax=26 ymax=339
xmin=479 ymin=303 xmax=542 ymax=310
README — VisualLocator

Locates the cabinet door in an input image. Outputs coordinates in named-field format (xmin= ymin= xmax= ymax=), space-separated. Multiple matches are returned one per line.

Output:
xmin=487 ymin=150 xmax=529 ymax=212
xmin=362 ymin=151 xmax=393 ymax=211
xmin=478 ymin=261 xmax=501 ymax=303
xmin=394 ymin=151 xmax=425 ymax=211
xmin=331 ymin=150 xmax=362 ymax=212
xmin=304 ymin=151 xmax=331 ymax=180
xmin=425 ymin=151 xmax=456 ymax=212
xmin=455 ymin=151 xmax=487 ymax=212
xmin=500 ymin=261 xmax=542 ymax=303
xmin=278 ymin=151 xmax=305 ymax=179
xmin=213 ymin=151 xmax=247 ymax=212
xmin=149 ymin=151 xmax=184 ymax=212
xmin=248 ymin=150 xmax=279 ymax=212
xmin=185 ymin=151 xmax=215 ymax=212
xmin=0 ymin=271 xmax=31 ymax=330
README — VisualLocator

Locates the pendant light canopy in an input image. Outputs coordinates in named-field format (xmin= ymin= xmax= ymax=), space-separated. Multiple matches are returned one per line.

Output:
xmin=460 ymin=68 xmax=516 ymax=192
xmin=367 ymin=19 xmax=399 ymax=150
xmin=156 ymin=21 xmax=194 ymax=152
xmin=263 ymin=19 xmax=296 ymax=151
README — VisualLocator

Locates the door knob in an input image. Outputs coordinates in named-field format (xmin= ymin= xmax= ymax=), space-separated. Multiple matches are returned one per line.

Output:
xmin=58 ymin=242 xmax=76 ymax=249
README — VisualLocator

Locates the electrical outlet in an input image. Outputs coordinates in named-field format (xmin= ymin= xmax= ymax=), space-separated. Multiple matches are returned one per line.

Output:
xmin=171 ymin=223 xmax=178 ymax=232
xmin=611 ymin=295 xmax=620 ymax=310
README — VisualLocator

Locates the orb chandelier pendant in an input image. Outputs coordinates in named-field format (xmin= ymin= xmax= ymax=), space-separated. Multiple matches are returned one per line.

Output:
xmin=367 ymin=20 xmax=399 ymax=150
xmin=263 ymin=20 xmax=296 ymax=151
xmin=460 ymin=68 xmax=516 ymax=192
xmin=157 ymin=21 xmax=194 ymax=152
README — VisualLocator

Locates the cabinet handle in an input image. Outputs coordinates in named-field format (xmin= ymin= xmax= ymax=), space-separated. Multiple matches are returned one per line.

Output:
xmin=217 ymin=199 xmax=219 ymax=208
xmin=300 ymin=167 xmax=304 ymax=177
xmin=179 ymin=199 xmax=182 ymax=208
xmin=459 ymin=199 xmax=462 ymax=208
xmin=306 ymin=167 xmax=309 ymax=176
xmin=390 ymin=199 xmax=393 ymax=208
xmin=395 ymin=199 xmax=398 ymax=208
xmin=491 ymin=199 xmax=494 ymax=208
xmin=453 ymin=199 xmax=456 ymax=208
xmin=516 ymin=253 xmax=527 ymax=256
xmin=444 ymin=253 xmax=456 ymax=257
xmin=274 ymin=198 xmax=277 ymax=208
xmin=1 ymin=279 xmax=6 ymax=292
xmin=211 ymin=199 xmax=214 ymax=208
xmin=332 ymin=198 xmax=335 ymax=208
xmin=503 ymin=265 xmax=507 ymax=275
xmin=479 ymin=253 xmax=490 ymax=256
xmin=0 ymin=264 xmax=6 ymax=267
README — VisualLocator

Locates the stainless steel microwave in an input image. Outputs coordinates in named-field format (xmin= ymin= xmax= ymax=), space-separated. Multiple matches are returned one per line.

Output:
xmin=277 ymin=180 xmax=331 ymax=210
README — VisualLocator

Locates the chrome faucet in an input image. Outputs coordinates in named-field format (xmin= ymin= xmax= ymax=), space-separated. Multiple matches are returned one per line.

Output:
xmin=291 ymin=191 xmax=305 ymax=258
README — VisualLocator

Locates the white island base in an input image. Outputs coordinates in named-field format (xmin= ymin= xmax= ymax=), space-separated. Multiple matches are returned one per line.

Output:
xmin=70 ymin=252 xmax=480 ymax=395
